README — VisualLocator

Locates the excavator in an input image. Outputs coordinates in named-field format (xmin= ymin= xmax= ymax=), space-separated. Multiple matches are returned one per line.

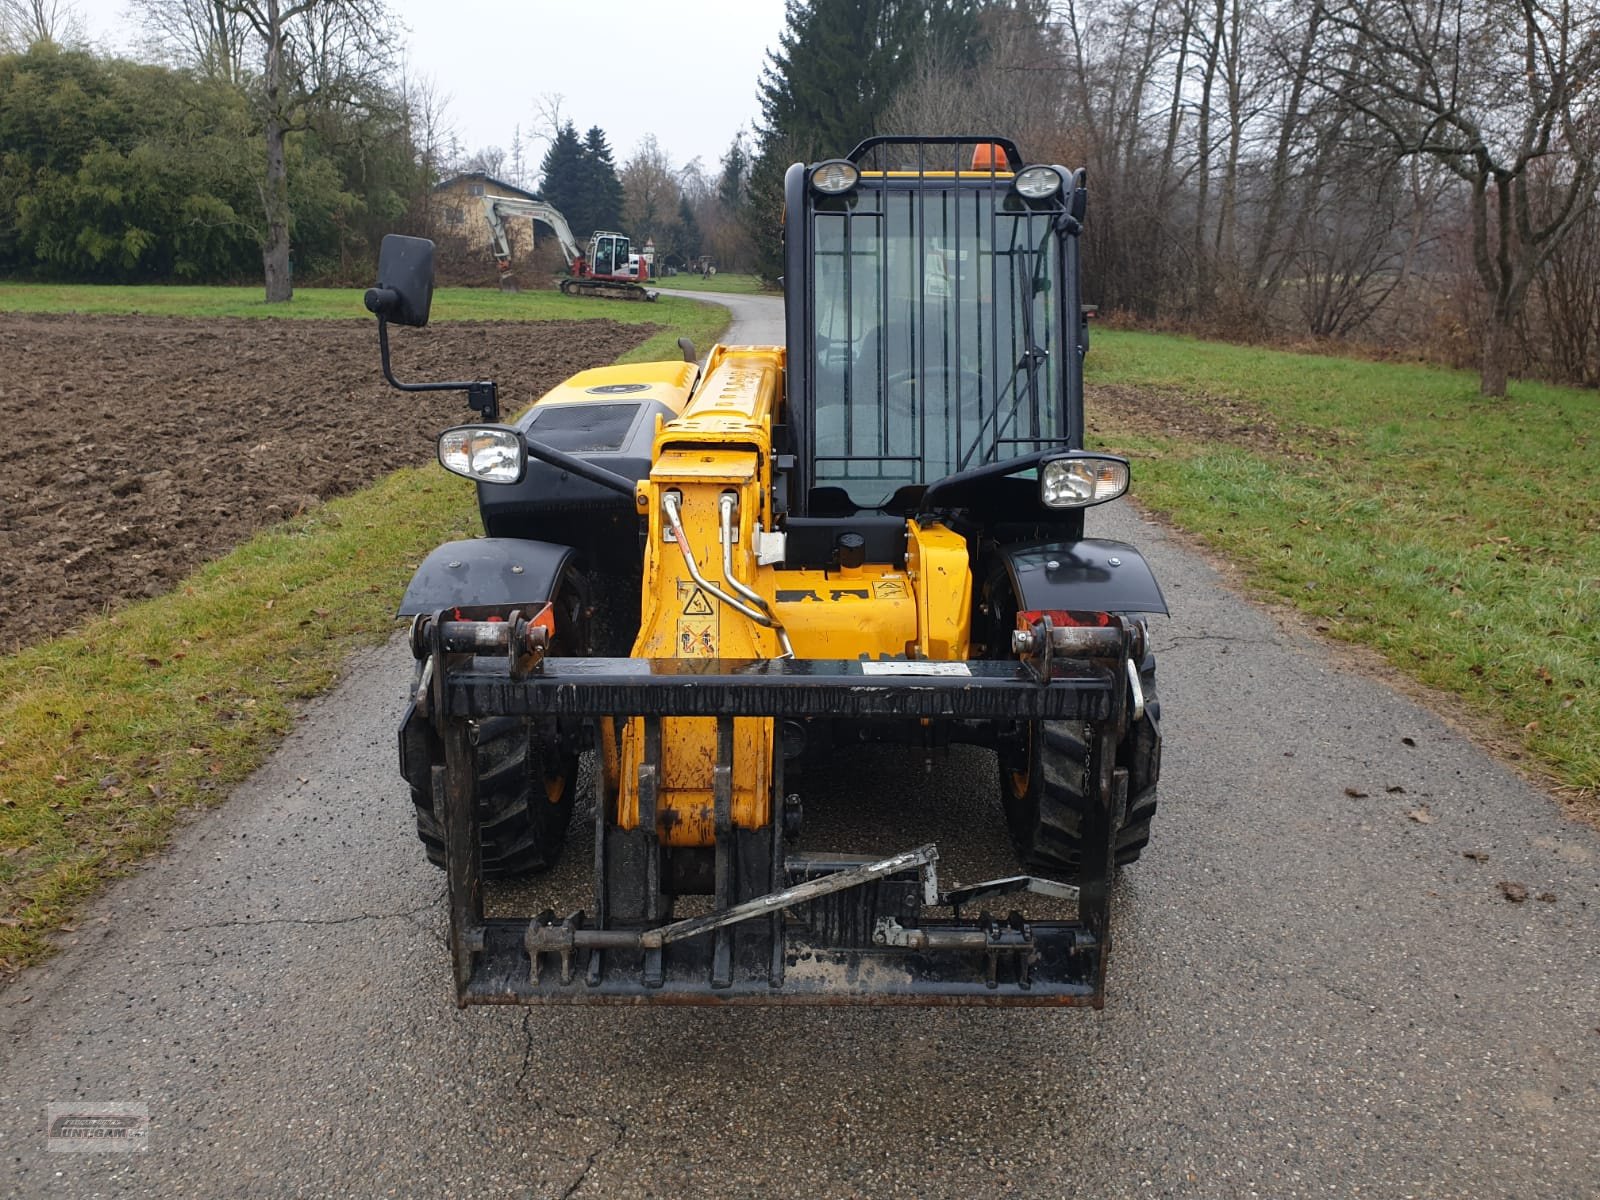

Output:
xmin=482 ymin=193 xmax=657 ymax=301
xmin=365 ymin=136 xmax=1167 ymax=1007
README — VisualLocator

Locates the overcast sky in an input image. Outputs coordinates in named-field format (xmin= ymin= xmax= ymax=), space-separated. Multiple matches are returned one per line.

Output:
xmin=69 ymin=0 xmax=789 ymax=181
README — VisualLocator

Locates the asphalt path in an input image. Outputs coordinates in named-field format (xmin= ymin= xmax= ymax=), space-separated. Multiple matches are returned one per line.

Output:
xmin=2 ymin=294 xmax=1596 ymax=1198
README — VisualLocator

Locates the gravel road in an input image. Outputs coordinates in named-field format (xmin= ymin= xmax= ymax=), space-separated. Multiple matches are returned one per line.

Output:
xmin=2 ymin=294 xmax=1595 ymax=1198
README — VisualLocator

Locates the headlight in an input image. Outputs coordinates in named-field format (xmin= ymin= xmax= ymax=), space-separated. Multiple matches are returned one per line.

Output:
xmin=1015 ymin=166 xmax=1063 ymax=200
xmin=1039 ymin=455 xmax=1129 ymax=508
xmin=810 ymin=160 xmax=860 ymax=195
xmin=438 ymin=425 xmax=525 ymax=485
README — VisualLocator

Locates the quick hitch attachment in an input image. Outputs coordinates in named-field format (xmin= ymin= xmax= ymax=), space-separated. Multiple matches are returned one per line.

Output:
xmin=410 ymin=604 xmax=553 ymax=680
xmin=1012 ymin=612 xmax=1146 ymax=719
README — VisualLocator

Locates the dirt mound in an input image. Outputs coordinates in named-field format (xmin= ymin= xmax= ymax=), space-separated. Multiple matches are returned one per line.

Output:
xmin=0 ymin=313 xmax=657 ymax=652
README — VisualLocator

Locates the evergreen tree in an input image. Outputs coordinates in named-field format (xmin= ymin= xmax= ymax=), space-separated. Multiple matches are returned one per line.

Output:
xmin=537 ymin=120 xmax=587 ymax=223
xmin=676 ymin=193 xmax=700 ymax=260
xmin=580 ymin=125 xmax=623 ymax=233
xmin=717 ymin=130 xmax=749 ymax=210
xmin=745 ymin=0 xmax=984 ymax=278
xmin=533 ymin=121 xmax=624 ymax=240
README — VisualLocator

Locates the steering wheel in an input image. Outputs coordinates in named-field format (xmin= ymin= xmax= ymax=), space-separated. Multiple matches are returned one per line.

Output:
xmin=881 ymin=367 xmax=985 ymax=419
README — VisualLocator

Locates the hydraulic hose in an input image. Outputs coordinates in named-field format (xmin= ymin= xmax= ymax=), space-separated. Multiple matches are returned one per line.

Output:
xmin=661 ymin=492 xmax=794 ymax=659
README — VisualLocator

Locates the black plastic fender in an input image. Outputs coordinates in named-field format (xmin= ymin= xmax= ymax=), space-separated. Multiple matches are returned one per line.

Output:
xmin=397 ymin=538 xmax=574 ymax=617
xmin=1001 ymin=538 xmax=1168 ymax=616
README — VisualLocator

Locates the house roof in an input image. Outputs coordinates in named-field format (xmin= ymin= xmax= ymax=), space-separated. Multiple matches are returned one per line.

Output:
xmin=433 ymin=171 xmax=539 ymax=201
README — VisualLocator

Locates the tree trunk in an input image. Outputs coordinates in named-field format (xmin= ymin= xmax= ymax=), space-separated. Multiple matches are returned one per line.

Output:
xmin=262 ymin=115 xmax=292 ymax=301
xmin=1192 ymin=0 xmax=1225 ymax=314
xmin=261 ymin=0 xmax=292 ymax=303
xmin=1480 ymin=317 xmax=1510 ymax=397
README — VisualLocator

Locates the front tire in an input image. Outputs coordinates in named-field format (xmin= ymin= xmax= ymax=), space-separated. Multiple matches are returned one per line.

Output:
xmin=1001 ymin=718 xmax=1098 ymax=880
xmin=410 ymin=717 xmax=576 ymax=877
xmin=1115 ymin=653 xmax=1161 ymax=863
xmin=400 ymin=574 xmax=589 ymax=878
xmin=999 ymin=653 xmax=1161 ymax=880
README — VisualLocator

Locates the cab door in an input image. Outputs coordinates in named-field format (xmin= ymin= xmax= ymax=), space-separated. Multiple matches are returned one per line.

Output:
xmin=591 ymin=234 xmax=619 ymax=277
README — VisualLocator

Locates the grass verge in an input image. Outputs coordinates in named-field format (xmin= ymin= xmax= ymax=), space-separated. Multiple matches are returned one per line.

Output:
xmin=0 ymin=304 xmax=727 ymax=976
xmin=1086 ymin=329 xmax=1599 ymax=808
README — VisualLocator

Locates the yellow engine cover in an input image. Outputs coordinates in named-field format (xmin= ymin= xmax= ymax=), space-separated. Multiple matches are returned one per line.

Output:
xmin=773 ymin=566 xmax=919 ymax=659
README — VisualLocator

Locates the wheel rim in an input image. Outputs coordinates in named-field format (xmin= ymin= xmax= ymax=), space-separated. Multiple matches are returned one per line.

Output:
xmin=1005 ymin=723 xmax=1034 ymax=798
xmin=542 ymin=769 xmax=567 ymax=805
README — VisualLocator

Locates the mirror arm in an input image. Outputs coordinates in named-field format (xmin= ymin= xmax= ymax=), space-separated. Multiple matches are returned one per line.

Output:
xmin=376 ymin=316 xmax=500 ymax=421
xmin=520 ymin=437 xmax=638 ymax=499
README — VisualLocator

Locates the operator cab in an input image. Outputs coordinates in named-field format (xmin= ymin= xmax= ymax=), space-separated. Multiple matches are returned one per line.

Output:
xmin=590 ymin=232 xmax=624 ymax=277
xmin=783 ymin=137 xmax=1090 ymax=533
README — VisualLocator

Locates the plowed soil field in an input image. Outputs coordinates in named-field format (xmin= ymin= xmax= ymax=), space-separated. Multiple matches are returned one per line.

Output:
xmin=0 ymin=313 xmax=656 ymax=653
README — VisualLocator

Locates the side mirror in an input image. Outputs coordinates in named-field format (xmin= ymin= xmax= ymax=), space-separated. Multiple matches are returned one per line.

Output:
xmin=365 ymin=234 xmax=435 ymax=328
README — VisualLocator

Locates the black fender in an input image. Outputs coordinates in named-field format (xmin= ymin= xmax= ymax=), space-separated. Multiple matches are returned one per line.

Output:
xmin=1000 ymin=538 xmax=1167 ymax=616
xmin=397 ymin=537 xmax=575 ymax=617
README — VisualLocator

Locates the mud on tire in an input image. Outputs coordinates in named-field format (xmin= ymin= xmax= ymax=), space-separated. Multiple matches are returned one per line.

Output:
xmin=400 ymin=574 xmax=591 ymax=878
xmin=1000 ymin=653 xmax=1160 ymax=880
xmin=410 ymin=717 xmax=576 ymax=877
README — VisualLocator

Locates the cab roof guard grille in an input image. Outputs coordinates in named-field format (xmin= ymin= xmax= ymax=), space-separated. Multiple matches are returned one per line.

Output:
xmin=846 ymin=135 xmax=1024 ymax=174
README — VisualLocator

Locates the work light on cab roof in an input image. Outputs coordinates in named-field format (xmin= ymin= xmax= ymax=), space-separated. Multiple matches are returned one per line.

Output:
xmin=809 ymin=160 xmax=859 ymax=194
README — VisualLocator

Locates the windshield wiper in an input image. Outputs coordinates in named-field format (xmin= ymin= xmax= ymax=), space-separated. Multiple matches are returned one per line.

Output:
xmin=956 ymin=233 xmax=1051 ymax=472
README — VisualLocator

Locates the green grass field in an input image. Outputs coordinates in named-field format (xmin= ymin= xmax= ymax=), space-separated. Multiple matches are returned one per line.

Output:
xmin=0 ymin=284 xmax=730 ymax=975
xmin=0 ymin=280 xmax=720 ymax=326
xmin=653 ymin=272 xmax=768 ymax=295
xmin=1087 ymin=329 xmax=1599 ymax=803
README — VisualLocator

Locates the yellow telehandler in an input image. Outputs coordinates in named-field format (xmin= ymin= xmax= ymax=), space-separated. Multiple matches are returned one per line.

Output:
xmin=364 ymin=136 xmax=1165 ymax=1006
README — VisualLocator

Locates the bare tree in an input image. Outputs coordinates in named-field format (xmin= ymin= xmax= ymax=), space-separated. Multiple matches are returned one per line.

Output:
xmin=1243 ymin=2 xmax=1326 ymax=304
xmin=0 ymin=0 xmax=84 ymax=48
xmin=524 ymin=92 xmax=567 ymax=162
xmin=219 ymin=0 xmax=395 ymax=302
xmin=394 ymin=63 xmax=453 ymax=235
xmin=130 ymin=0 xmax=249 ymax=83
xmin=1317 ymin=0 xmax=1600 ymax=395
xmin=882 ymin=5 xmax=1068 ymax=156
xmin=1293 ymin=144 xmax=1413 ymax=336
xmin=1524 ymin=170 xmax=1600 ymax=385
xmin=460 ymin=146 xmax=507 ymax=178
xmin=1056 ymin=0 xmax=1194 ymax=316
xmin=621 ymin=134 xmax=679 ymax=240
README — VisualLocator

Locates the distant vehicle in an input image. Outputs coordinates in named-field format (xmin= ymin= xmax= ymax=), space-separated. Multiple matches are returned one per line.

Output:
xmin=482 ymin=194 xmax=656 ymax=301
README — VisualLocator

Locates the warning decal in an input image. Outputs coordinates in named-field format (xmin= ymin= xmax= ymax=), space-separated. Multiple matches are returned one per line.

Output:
xmin=871 ymin=580 xmax=909 ymax=599
xmin=677 ymin=618 xmax=717 ymax=657
xmin=678 ymin=582 xmax=715 ymax=616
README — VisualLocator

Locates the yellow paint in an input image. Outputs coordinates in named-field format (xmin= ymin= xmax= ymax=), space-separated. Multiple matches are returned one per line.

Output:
xmin=651 ymin=448 xmax=753 ymax=481
xmin=907 ymin=521 xmax=972 ymax=660
xmin=609 ymin=342 xmax=977 ymax=847
xmin=773 ymin=566 xmax=919 ymax=660
xmin=516 ymin=359 xmax=700 ymax=420
xmin=617 ymin=347 xmax=784 ymax=847
xmin=869 ymin=170 xmax=1017 ymax=180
